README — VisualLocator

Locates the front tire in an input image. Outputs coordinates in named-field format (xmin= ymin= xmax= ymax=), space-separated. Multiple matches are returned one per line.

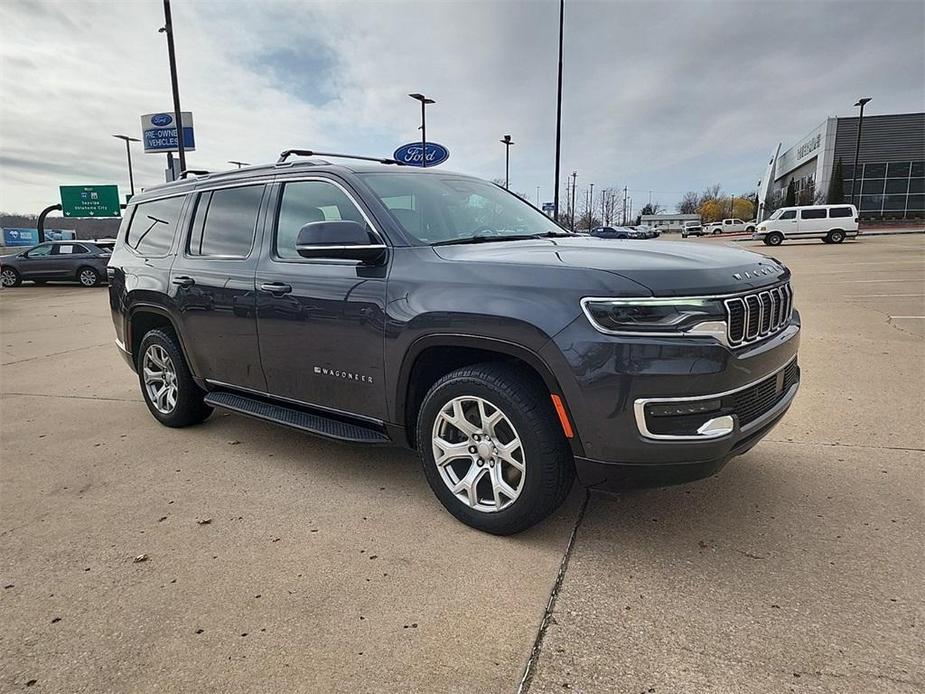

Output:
xmin=137 ymin=328 xmax=212 ymax=427
xmin=416 ymin=363 xmax=574 ymax=535
xmin=765 ymin=231 xmax=784 ymax=246
xmin=1 ymin=268 xmax=21 ymax=287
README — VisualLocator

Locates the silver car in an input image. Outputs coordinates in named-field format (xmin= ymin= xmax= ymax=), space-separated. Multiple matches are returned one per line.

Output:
xmin=0 ymin=240 xmax=112 ymax=287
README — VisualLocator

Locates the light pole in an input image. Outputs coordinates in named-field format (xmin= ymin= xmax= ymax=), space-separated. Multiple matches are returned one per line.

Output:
xmin=553 ymin=0 xmax=564 ymax=219
xmin=159 ymin=0 xmax=186 ymax=175
xmin=851 ymin=97 xmax=871 ymax=210
xmin=112 ymin=135 xmax=140 ymax=197
xmin=228 ymin=160 xmax=249 ymax=168
xmin=409 ymin=93 xmax=435 ymax=167
xmin=570 ymin=171 xmax=578 ymax=231
xmin=588 ymin=183 xmax=594 ymax=230
xmin=500 ymin=134 xmax=514 ymax=189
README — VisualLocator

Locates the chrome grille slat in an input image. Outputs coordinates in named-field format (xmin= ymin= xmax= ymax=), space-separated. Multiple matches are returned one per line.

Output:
xmin=723 ymin=282 xmax=792 ymax=349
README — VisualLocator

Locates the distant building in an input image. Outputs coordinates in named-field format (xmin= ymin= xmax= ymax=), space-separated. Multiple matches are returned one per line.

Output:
xmin=640 ymin=213 xmax=700 ymax=232
xmin=758 ymin=112 xmax=924 ymax=220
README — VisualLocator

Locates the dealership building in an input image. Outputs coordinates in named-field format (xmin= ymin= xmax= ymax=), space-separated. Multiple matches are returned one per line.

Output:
xmin=757 ymin=111 xmax=924 ymax=220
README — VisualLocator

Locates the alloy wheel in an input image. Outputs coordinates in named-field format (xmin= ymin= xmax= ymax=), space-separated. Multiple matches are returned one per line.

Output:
xmin=1 ymin=269 xmax=17 ymax=287
xmin=431 ymin=396 xmax=525 ymax=513
xmin=142 ymin=344 xmax=178 ymax=414
xmin=79 ymin=269 xmax=98 ymax=286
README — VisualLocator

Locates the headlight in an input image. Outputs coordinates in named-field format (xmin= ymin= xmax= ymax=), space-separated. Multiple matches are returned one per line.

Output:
xmin=581 ymin=297 xmax=727 ymax=336
xmin=757 ymin=225 xmax=767 ymax=232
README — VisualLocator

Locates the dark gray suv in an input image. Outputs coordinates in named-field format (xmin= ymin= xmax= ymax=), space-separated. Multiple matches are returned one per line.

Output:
xmin=107 ymin=152 xmax=800 ymax=534
xmin=1 ymin=240 xmax=112 ymax=287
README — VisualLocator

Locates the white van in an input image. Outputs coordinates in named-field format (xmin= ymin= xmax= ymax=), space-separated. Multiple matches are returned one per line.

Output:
xmin=754 ymin=204 xmax=859 ymax=246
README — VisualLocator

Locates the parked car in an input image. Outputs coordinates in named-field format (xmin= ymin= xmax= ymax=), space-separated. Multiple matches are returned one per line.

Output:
xmin=0 ymin=240 xmax=112 ymax=287
xmin=704 ymin=218 xmax=756 ymax=235
xmin=590 ymin=226 xmax=646 ymax=239
xmin=681 ymin=220 xmax=705 ymax=237
xmin=108 ymin=152 xmax=801 ymax=535
xmin=753 ymin=205 xmax=859 ymax=246
xmin=635 ymin=225 xmax=661 ymax=239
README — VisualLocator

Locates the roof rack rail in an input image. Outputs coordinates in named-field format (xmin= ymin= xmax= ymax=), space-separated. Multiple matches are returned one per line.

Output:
xmin=178 ymin=169 xmax=211 ymax=179
xmin=276 ymin=149 xmax=404 ymax=166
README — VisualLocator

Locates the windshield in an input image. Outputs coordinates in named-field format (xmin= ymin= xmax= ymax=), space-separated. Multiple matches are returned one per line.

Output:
xmin=360 ymin=173 xmax=568 ymax=245
xmin=768 ymin=209 xmax=785 ymax=220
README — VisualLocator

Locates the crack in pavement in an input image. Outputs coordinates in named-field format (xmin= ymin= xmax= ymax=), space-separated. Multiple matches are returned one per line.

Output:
xmin=1 ymin=392 xmax=142 ymax=403
xmin=517 ymin=489 xmax=590 ymax=694
xmin=1 ymin=342 xmax=111 ymax=366
xmin=765 ymin=438 xmax=924 ymax=452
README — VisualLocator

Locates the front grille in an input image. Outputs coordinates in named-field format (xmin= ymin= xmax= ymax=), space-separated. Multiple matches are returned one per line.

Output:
xmin=725 ymin=359 xmax=799 ymax=427
xmin=725 ymin=283 xmax=792 ymax=347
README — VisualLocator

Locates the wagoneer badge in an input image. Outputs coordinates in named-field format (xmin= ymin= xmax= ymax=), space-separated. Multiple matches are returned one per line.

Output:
xmin=313 ymin=366 xmax=374 ymax=384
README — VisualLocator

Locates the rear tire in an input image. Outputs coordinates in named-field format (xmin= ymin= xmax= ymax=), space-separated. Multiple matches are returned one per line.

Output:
xmin=137 ymin=328 xmax=212 ymax=427
xmin=827 ymin=230 xmax=845 ymax=244
xmin=416 ymin=362 xmax=574 ymax=535
xmin=1 ymin=268 xmax=21 ymax=287
xmin=77 ymin=266 xmax=101 ymax=287
xmin=765 ymin=231 xmax=784 ymax=246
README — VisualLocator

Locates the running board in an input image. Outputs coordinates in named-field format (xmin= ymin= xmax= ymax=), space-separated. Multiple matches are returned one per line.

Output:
xmin=204 ymin=390 xmax=390 ymax=444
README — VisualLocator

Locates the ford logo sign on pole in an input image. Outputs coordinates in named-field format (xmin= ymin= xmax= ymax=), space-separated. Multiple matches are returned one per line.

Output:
xmin=393 ymin=142 xmax=449 ymax=168
xmin=151 ymin=113 xmax=174 ymax=127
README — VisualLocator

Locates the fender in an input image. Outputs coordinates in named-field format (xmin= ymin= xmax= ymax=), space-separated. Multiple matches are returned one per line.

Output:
xmin=125 ymin=302 xmax=200 ymax=378
xmin=393 ymin=332 xmax=584 ymax=455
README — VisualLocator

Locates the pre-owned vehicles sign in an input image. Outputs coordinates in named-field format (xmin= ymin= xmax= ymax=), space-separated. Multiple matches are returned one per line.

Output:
xmin=140 ymin=112 xmax=196 ymax=153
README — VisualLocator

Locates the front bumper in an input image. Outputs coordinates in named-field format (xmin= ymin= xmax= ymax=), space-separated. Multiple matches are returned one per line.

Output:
xmin=542 ymin=311 xmax=801 ymax=490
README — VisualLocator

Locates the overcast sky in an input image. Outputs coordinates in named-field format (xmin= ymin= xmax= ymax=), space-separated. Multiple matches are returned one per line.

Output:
xmin=1 ymin=0 xmax=923 ymax=214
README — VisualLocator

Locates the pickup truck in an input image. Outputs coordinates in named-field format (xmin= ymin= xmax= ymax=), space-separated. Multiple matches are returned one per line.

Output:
xmin=704 ymin=218 xmax=756 ymax=235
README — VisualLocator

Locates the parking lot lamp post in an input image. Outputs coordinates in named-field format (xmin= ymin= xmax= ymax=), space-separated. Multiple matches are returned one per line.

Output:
xmin=553 ymin=0 xmax=564 ymax=219
xmin=112 ymin=135 xmax=140 ymax=197
xmin=159 ymin=0 xmax=186 ymax=174
xmin=500 ymin=135 xmax=514 ymax=189
xmin=588 ymin=182 xmax=594 ymax=230
xmin=409 ymin=93 xmax=435 ymax=167
xmin=852 ymin=97 xmax=871 ymax=210
xmin=570 ymin=171 xmax=578 ymax=231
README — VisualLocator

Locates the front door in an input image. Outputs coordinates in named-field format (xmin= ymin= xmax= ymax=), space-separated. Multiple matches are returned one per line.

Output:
xmin=256 ymin=178 xmax=388 ymax=421
xmin=18 ymin=243 xmax=57 ymax=279
xmin=169 ymin=184 xmax=268 ymax=392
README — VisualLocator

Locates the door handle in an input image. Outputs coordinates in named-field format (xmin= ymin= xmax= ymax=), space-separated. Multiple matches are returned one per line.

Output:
xmin=172 ymin=276 xmax=195 ymax=287
xmin=259 ymin=282 xmax=292 ymax=295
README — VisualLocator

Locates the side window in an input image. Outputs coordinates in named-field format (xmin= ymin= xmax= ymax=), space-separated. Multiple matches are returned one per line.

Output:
xmin=26 ymin=244 xmax=53 ymax=257
xmin=52 ymin=244 xmax=89 ymax=255
xmin=187 ymin=185 xmax=263 ymax=257
xmin=275 ymin=180 xmax=367 ymax=259
xmin=126 ymin=196 xmax=185 ymax=256
xmin=779 ymin=210 xmax=796 ymax=220
xmin=800 ymin=208 xmax=827 ymax=219
xmin=829 ymin=207 xmax=853 ymax=218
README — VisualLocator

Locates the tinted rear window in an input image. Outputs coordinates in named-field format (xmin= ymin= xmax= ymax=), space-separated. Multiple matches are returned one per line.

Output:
xmin=829 ymin=207 xmax=854 ymax=218
xmin=126 ymin=196 xmax=185 ymax=256
xmin=800 ymin=208 xmax=827 ymax=219
xmin=188 ymin=186 xmax=263 ymax=257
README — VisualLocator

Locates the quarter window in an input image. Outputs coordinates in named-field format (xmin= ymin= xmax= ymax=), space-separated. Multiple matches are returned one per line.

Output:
xmin=126 ymin=196 xmax=185 ymax=256
xmin=275 ymin=180 xmax=368 ymax=259
xmin=800 ymin=209 xmax=827 ymax=219
xmin=188 ymin=185 xmax=263 ymax=257
xmin=52 ymin=244 xmax=89 ymax=255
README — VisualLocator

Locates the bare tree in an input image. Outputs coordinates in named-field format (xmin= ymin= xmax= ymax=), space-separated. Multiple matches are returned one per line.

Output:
xmin=678 ymin=191 xmax=700 ymax=214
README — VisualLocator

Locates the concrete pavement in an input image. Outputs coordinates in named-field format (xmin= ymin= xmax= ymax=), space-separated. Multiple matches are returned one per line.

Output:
xmin=1 ymin=236 xmax=922 ymax=693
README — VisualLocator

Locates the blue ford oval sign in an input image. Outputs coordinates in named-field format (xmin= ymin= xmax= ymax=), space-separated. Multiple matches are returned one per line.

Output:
xmin=393 ymin=142 xmax=449 ymax=167
xmin=151 ymin=113 xmax=174 ymax=126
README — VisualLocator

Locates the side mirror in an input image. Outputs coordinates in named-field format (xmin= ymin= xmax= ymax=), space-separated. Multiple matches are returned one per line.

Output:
xmin=295 ymin=221 xmax=386 ymax=264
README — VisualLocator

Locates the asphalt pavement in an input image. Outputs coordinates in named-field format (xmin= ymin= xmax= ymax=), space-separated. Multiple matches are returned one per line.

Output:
xmin=1 ymin=235 xmax=922 ymax=693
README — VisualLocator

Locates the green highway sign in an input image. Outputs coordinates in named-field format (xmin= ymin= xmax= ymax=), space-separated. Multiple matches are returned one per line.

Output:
xmin=59 ymin=185 xmax=121 ymax=217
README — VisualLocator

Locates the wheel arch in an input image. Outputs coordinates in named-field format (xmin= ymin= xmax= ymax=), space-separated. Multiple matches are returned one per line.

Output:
xmin=126 ymin=304 xmax=194 ymax=374
xmin=394 ymin=334 xmax=582 ymax=455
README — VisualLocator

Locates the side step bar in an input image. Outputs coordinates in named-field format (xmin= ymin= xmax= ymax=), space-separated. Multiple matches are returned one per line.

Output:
xmin=204 ymin=390 xmax=390 ymax=444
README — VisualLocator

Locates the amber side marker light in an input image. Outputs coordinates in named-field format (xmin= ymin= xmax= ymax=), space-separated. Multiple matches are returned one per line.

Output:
xmin=550 ymin=394 xmax=574 ymax=439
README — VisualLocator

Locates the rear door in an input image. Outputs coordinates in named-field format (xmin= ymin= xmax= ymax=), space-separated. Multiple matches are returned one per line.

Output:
xmin=169 ymin=184 xmax=269 ymax=392
xmin=49 ymin=242 xmax=92 ymax=279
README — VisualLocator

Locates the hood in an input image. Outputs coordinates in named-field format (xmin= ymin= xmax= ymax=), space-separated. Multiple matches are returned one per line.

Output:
xmin=432 ymin=237 xmax=788 ymax=296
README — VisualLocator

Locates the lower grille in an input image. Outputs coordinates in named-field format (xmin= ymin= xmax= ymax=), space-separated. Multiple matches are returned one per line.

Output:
xmin=725 ymin=359 xmax=799 ymax=427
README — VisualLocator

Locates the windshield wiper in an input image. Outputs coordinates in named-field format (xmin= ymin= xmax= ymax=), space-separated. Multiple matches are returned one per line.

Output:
xmin=431 ymin=234 xmax=540 ymax=246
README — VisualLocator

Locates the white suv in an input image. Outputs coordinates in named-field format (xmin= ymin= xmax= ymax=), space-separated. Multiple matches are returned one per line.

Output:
xmin=754 ymin=205 xmax=859 ymax=246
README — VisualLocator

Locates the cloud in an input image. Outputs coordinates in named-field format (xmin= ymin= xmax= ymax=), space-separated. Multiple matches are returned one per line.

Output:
xmin=1 ymin=0 xmax=922 ymax=214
